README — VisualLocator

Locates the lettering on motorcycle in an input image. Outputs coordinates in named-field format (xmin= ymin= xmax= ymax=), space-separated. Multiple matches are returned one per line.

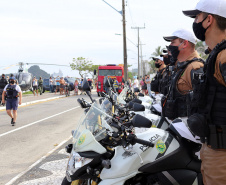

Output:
xmin=149 ymin=134 xmax=161 ymax=142
xmin=122 ymin=151 xmax=136 ymax=159
xmin=139 ymin=134 xmax=161 ymax=152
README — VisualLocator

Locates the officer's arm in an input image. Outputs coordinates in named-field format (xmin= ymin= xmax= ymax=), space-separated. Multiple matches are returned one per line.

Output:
xmin=220 ymin=62 xmax=226 ymax=84
xmin=2 ymin=90 xmax=6 ymax=103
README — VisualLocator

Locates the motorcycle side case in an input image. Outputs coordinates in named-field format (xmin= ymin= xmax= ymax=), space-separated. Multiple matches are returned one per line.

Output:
xmin=100 ymin=128 xmax=180 ymax=184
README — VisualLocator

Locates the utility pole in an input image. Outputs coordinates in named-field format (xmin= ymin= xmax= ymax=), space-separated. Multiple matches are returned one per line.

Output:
xmin=102 ymin=0 xmax=127 ymax=81
xmin=122 ymin=0 xmax=127 ymax=81
xmin=131 ymin=26 xmax=145 ymax=79
xmin=140 ymin=42 xmax=146 ymax=77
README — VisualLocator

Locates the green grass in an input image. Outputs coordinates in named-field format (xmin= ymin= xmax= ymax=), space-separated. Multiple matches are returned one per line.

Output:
xmin=23 ymin=91 xmax=50 ymax=95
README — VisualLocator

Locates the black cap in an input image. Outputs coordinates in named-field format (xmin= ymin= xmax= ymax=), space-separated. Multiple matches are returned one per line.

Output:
xmin=152 ymin=57 xmax=158 ymax=61
xmin=163 ymin=36 xmax=178 ymax=42
xmin=2 ymin=74 xmax=5 ymax=76
xmin=182 ymin=10 xmax=202 ymax=18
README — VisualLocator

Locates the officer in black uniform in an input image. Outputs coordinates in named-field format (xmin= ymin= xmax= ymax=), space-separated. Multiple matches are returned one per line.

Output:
xmin=159 ymin=49 xmax=174 ymax=95
xmin=0 ymin=74 xmax=8 ymax=105
xmin=2 ymin=77 xmax=22 ymax=126
xmin=183 ymin=0 xmax=226 ymax=183
xmin=151 ymin=57 xmax=166 ymax=94
xmin=161 ymin=29 xmax=204 ymax=121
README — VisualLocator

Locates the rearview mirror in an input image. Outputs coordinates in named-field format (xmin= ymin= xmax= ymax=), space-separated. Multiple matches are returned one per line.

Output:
xmin=138 ymin=93 xmax=144 ymax=97
xmin=134 ymin=88 xmax=140 ymax=93
xmin=133 ymin=103 xmax=145 ymax=112
xmin=94 ymin=69 xmax=96 ymax=75
xmin=82 ymin=78 xmax=90 ymax=91
xmin=132 ymin=114 xmax=152 ymax=128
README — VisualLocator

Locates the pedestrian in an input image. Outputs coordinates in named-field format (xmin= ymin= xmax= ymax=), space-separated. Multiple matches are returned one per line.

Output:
xmin=162 ymin=28 xmax=204 ymax=121
xmin=32 ymin=76 xmax=38 ymax=96
xmin=52 ymin=77 xmax=56 ymax=93
xmin=49 ymin=77 xmax=53 ymax=93
xmin=55 ymin=76 xmax=60 ymax=94
xmin=132 ymin=76 xmax=139 ymax=92
xmin=59 ymin=77 xmax=65 ymax=95
xmin=0 ymin=74 xmax=8 ymax=105
xmin=145 ymin=75 xmax=152 ymax=97
xmin=6 ymin=76 xmax=9 ymax=83
xmin=80 ymin=78 xmax=83 ymax=95
xmin=74 ymin=80 xmax=79 ymax=95
xmin=2 ymin=77 xmax=22 ymax=126
xmin=113 ymin=78 xmax=119 ymax=93
xmin=88 ymin=78 xmax=92 ymax=93
xmin=128 ymin=77 xmax=132 ymax=89
xmin=38 ymin=76 xmax=43 ymax=95
xmin=183 ymin=1 xmax=226 ymax=184
xmin=140 ymin=76 xmax=147 ymax=94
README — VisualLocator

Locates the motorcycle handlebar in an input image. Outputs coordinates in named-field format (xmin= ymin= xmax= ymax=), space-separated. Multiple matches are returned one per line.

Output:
xmin=134 ymin=138 xmax=154 ymax=147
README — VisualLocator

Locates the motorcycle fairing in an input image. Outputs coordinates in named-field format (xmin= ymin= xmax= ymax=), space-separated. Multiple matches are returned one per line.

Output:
xmin=100 ymin=128 xmax=180 ymax=180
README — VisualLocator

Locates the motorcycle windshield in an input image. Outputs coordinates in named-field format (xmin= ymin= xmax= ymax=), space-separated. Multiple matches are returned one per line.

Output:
xmin=100 ymin=98 xmax=112 ymax=116
xmin=73 ymin=102 xmax=112 ymax=152
xmin=117 ymin=86 xmax=128 ymax=104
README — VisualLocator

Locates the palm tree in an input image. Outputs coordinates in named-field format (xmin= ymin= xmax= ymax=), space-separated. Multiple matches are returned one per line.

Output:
xmin=151 ymin=46 xmax=166 ymax=57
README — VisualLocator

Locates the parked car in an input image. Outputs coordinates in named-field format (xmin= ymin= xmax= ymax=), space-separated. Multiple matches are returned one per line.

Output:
xmin=43 ymin=79 xmax=50 ymax=93
xmin=64 ymin=77 xmax=75 ymax=91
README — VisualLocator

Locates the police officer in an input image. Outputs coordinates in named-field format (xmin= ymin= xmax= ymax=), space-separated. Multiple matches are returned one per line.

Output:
xmin=159 ymin=51 xmax=174 ymax=95
xmin=183 ymin=0 xmax=226 ymax=184
xmin=162 ymin=29 xmax=204 ymax=120
xmin=151 ymin=56 xmax=166 ymax=94
xmin=38 ymin=76 xmax=43 ymax=95
xmin=2 ymin=77 xmax=22 ymax=126
xmin=113 ymin=78 xmax=119 ymax=93
xmin=0 ymin=74 xmax=8 ymax=105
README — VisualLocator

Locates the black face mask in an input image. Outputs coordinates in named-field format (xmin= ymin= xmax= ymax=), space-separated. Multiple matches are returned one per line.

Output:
xmin=168 ymin=42 xmax=184 ymax=63
xmin=163 ymin=55 xmax=172 ymax=65
xmin=193 ymin=16 xmax=209 ymax=41
xmin=9 ymin=80 xmax=14 ymax=84
xmin=155 ymin=63 xmax=161 ymax=68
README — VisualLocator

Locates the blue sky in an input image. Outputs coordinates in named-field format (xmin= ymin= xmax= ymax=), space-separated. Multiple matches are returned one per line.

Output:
xmin=0 ymin=0 xmax=199 ymax=77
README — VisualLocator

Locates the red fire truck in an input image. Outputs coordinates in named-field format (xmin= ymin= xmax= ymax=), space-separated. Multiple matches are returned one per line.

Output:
xmin=95 ymin=64 xmax=124 ymax=96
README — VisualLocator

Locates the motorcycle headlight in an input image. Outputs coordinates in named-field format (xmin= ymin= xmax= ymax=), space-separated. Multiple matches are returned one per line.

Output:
xmin=66 ymin=151 xmax=93 ymax=182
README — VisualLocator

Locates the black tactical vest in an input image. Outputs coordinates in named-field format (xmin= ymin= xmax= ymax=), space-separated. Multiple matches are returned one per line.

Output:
xmin=159 ymin=65 xmax=172 ymax=95
xmin=197 ymin=40 xmax=226 ymax=126
xmin=0 ymin=78 xmax=8 ymax=89
xmin=163 ymin=58 xmax=204 ymax=120
xmin=6 ymin=84 xmax=18 ymax=99
xmin=151 ymin=68 xmax=165 ymax=93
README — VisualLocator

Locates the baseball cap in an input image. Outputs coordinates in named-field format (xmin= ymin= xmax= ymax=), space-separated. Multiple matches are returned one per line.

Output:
xmin=183 ymin=0 xmax=226 ymax=19
xmin=163 ymin=28 xmax=197 ymax=44
xmin=153 ymin=56 xmax=164 ymax=61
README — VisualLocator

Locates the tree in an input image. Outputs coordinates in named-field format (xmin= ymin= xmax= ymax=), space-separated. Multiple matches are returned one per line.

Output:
xmin=128 ymin=71 xmax=133 ymax=79
xmin=195 ymin=41 xmax=209 ymax=60
xmin=70 ymin=57 xmax=93 ymax=78
xmin=151 ymin=46 xmax=166 ymax=57
xmin=87 ymin=65 xmax=99 ymax=79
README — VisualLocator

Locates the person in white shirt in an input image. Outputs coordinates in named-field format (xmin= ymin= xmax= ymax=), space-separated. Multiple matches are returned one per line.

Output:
xmin=132 ymin=77 xmax=139 ymax=92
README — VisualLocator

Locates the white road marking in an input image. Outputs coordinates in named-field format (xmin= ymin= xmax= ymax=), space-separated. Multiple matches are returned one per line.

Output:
xmin=0 ymin=106 xmax=80 ymax=138
xmin=5 ymin=136 xmax=72 ymax=185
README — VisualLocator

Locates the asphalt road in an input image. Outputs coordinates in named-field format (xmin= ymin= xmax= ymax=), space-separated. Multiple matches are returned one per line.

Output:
xmin=0 ymin=92 xmax=98 ymax=185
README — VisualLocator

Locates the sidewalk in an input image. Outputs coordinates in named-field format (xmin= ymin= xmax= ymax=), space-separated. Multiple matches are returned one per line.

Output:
xmin=0 ymin=92 xmax=63 ymax=111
